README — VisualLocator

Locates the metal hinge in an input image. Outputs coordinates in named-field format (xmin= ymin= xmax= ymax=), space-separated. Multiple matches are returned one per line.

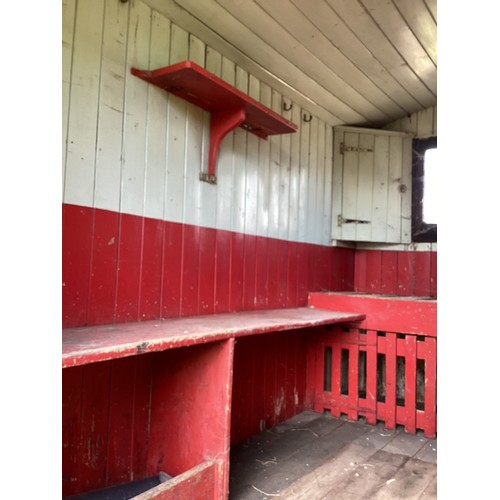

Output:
xmin=337 ymin=215 xmax=371 ymax=226
xmin=340 ymin=142 xmax=374 ymax=154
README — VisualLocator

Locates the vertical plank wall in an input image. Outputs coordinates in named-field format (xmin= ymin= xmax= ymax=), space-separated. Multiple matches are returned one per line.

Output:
xmin=61 ymin=0 xmax=354 ymax=455
xmin=62 ymin=0 xmax=354 ymax=329
xmin=352 ymin=106 xmax=438 ymax=297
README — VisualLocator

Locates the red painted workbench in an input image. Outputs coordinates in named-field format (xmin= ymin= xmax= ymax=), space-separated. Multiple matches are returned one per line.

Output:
xmin=62 ymin=307 xmax=364 ymax=499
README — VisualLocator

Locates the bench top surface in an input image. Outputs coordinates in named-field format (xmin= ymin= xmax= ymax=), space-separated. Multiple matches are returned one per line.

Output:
xmin=62 ymin=307 xmax=365 ymax=368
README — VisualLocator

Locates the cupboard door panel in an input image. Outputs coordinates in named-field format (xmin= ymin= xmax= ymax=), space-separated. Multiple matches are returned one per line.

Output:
xmin=332 ymin=126 xmax=412 ymax=243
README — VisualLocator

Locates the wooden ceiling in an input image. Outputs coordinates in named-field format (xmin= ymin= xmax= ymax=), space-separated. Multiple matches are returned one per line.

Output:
xmin=145 ymin=0 xmax=437 ymax=128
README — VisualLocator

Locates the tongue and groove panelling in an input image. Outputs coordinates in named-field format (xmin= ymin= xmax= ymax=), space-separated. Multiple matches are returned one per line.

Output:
xmin=62 ymin=0 xmax=353 ymax=327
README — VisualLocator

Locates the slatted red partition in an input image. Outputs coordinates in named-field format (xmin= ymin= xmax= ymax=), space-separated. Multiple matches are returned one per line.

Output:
xmin=307 ymin=293 xmax=436 ymax=438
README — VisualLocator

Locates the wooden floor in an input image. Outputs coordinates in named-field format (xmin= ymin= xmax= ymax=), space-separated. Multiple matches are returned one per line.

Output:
xmin=229 ymin=411 xmax=437 ymax=499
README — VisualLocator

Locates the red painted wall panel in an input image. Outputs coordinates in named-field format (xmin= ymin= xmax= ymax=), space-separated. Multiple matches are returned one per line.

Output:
xmin=115 ymin=213 xmax=143 ymax=323
xmin=180 ymin=224 xmax=200 ymax=317
xmin=242 ymin=234 xmax=257 ymax=310
xmin=162 ymin=221 xmax=183 ymax=319
xmin=198 ymin=226 xmax=217 ymax=315
xmin=230 ymin=331 xmax=309 ymax=445
xmin=62 ymin=204 xmax=354 ymax=328
xmin=354 ymin=250 xmax=437 ymax=298
xmin=87 ymin=209 xmax=120 ymax=326
xmin=140 ymin=217 xmax=164 ymax=321
xmin=380 ymin=251 xmax=398 ymax=295
xmin=286 ymin=241 xmax=299 ymax=307
xmin=254 ymin=236 xmax=269 ymax=309
xmin=214 ymin=230 xmax=231 ymax=313
xmin=62 ymin=204 xmax=93 ymax=327
xmin=229 ymin=232 xmax=245 ymax=312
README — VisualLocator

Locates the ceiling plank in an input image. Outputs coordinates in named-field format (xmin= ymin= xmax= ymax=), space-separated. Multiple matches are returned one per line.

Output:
xmin=291 ymin=0 xmax=422 ymax=116
xmin=359 ymin=0 xmax=437 ymax=95
xmin=392 ymin=0 xmax=437 ymax=64
xmin=327 ymin=0 xmax=436 ymax=108
xmin=144 ymin=0 xmax=358 ymax=125
xmin=214 ymin=0 xmax=388 ymax=123
xmin=249 ymin=0 xmax=405 ymax=121
xmin=423 ymin=0 xmax=437 ymax=23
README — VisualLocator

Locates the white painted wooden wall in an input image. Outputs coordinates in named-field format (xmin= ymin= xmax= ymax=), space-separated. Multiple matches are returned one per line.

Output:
xmin=62 ymin=0 xmax=333 ymax=246
xmin=384 ymin=105 xmax=437 ymax=138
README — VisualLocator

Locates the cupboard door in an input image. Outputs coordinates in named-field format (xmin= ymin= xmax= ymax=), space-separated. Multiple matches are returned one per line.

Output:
xmin=332 ymin=126 xmax=412 ymax=243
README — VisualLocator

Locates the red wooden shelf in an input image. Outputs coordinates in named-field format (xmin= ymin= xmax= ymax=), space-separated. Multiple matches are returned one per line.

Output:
xmin=62 ymin=307 xmax=365 ymax=368
xmin=131 ymin=61 xmax=298 ymax=183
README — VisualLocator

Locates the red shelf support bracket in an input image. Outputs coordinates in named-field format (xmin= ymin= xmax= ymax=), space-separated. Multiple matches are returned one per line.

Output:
xmin=131 ymin=61 xmax=297 ymax=185
xmin=202 ymin=108 xmax=246 ymax=184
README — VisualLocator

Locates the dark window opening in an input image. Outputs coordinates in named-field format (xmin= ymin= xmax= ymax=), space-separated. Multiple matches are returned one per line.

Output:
xmin=412 ymin=136 xmax=437 ymax=242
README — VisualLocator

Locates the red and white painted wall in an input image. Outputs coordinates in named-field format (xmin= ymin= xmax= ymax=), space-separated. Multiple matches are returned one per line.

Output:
xmin=62 ymin=0 xmax=356 ymax=328
xmin=62 ymin=0 xmax=436 ymax=329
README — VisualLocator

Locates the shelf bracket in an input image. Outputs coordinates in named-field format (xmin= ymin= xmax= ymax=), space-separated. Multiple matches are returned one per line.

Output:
xmin=201 ymin=108 xmax=246 ymax=185
xmin=131 ymin=61 xmax=297 ymax=186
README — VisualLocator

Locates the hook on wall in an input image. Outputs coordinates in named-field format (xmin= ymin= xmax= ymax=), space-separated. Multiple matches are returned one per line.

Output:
xmin=283 ymin=101 xmax=293 ymax=112
xmin=303 ymin=113 xmax=312 ymax=122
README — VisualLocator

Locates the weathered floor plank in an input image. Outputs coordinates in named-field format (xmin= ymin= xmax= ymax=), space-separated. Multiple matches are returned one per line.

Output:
xmin=229 ymin=411 xmax=437 ymax=499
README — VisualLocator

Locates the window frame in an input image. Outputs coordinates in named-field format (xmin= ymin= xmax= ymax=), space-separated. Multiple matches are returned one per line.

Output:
xmin=411 ymin=136 xmax=437 ymax=242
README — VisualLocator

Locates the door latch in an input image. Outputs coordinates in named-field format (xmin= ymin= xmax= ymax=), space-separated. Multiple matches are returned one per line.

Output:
xmin=337 ymin=215 xmax=371 ymax=226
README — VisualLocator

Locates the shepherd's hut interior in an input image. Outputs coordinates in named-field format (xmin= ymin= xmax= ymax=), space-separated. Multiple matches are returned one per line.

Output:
xmin=62 ymin=0 xmax=440 ymax=498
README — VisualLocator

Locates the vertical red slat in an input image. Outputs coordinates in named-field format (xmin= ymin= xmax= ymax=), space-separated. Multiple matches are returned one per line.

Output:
xmin=277 ymin=239 xmax=289 ymax=307
xmin=331 ymin=247 xmax=355 ymax=291
xmin=365 ymin=251 xmax=383 ymax=293
xmin=88 ymin=208 xmax=120 ymax=326
xmin=62 ymin=366 xmax=83 ymax=496
xmin=181 ymin=224 xmax=201 ymax=317
xmin=79 ymin=362 xmax=111 ymax=493
xmin=263 ymin=334 xmax=278 ymax=428
xmin=115 ymin=213 xmax=143 ymax=323
xmin=131 ymin=354 xmax=152 ymax=479
xmin=354 ymin=250 xmax=368 ymax=292
xmin=430 ymin=250 xmax=437 ymax=297
xmin=365 ymin=330 xmax=378 ymax=424
xmin=415 ymin=251 xmax=432 ymax=297
xmin=296 ymin=244 xmax=309 ymax=305
xmin=308 ymin=245 xmax=320 ymax=292
xmin=294 ymin=333 xmax=307 ymax=412
xmin=242 ymin=233 xmax=257 ymax=310
xmin=231 ymin=337 xmax=253 ymax=444
xmin=250 ymin=336 xmax=266 ymax=437
xmin=285 ymin=335 xmax=296 ymax=417
xmin=424 ymin=337 xmax=437 ymax=438
xmin=286 ymin=241 xmax=299 ymax=307
xmin=404 ymin=336 xmax=417 ymax=433
xmin=106 ymin=358 xmax=136 ymax=485
xmin=162 ymin=221 xmax=183 ymax=318
xmin=214 ymin=230 xmax=231 ymax=313
xmin=267 ymin=238 xmax=280 ymax=309
xmin=305 ymin=331 xmax=317 ymax=411
xmin=381 ymin=251 xmax=398 ymax=295
xmin=320 ymin=246 xmax=330 ymax=291
xmin=254 ymin=235 xmax=269 ymax=309
xmin=229 ymin=232 xmax=244 ymax=311
xmin=139 ymin=217 xmax=164 ymax=321
xmin=62 ymin=204 xmax=93 ymax=328
xmin=330 ymin=338 xmax=342 ymax=417
xmin=312 ymin=338 xmax=326 ymax=413
xmin=347 ymin=335 xmax=359 ymax=421
xmin=275 ymin=333 xmax=288 ymax=422
xmin=198 ymin=226 xmax=216 ymax=315
xmin=397 ymin=251 xmax=415 ymax=296
xmin=384 ymin=333 xmax=397 ymax=429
